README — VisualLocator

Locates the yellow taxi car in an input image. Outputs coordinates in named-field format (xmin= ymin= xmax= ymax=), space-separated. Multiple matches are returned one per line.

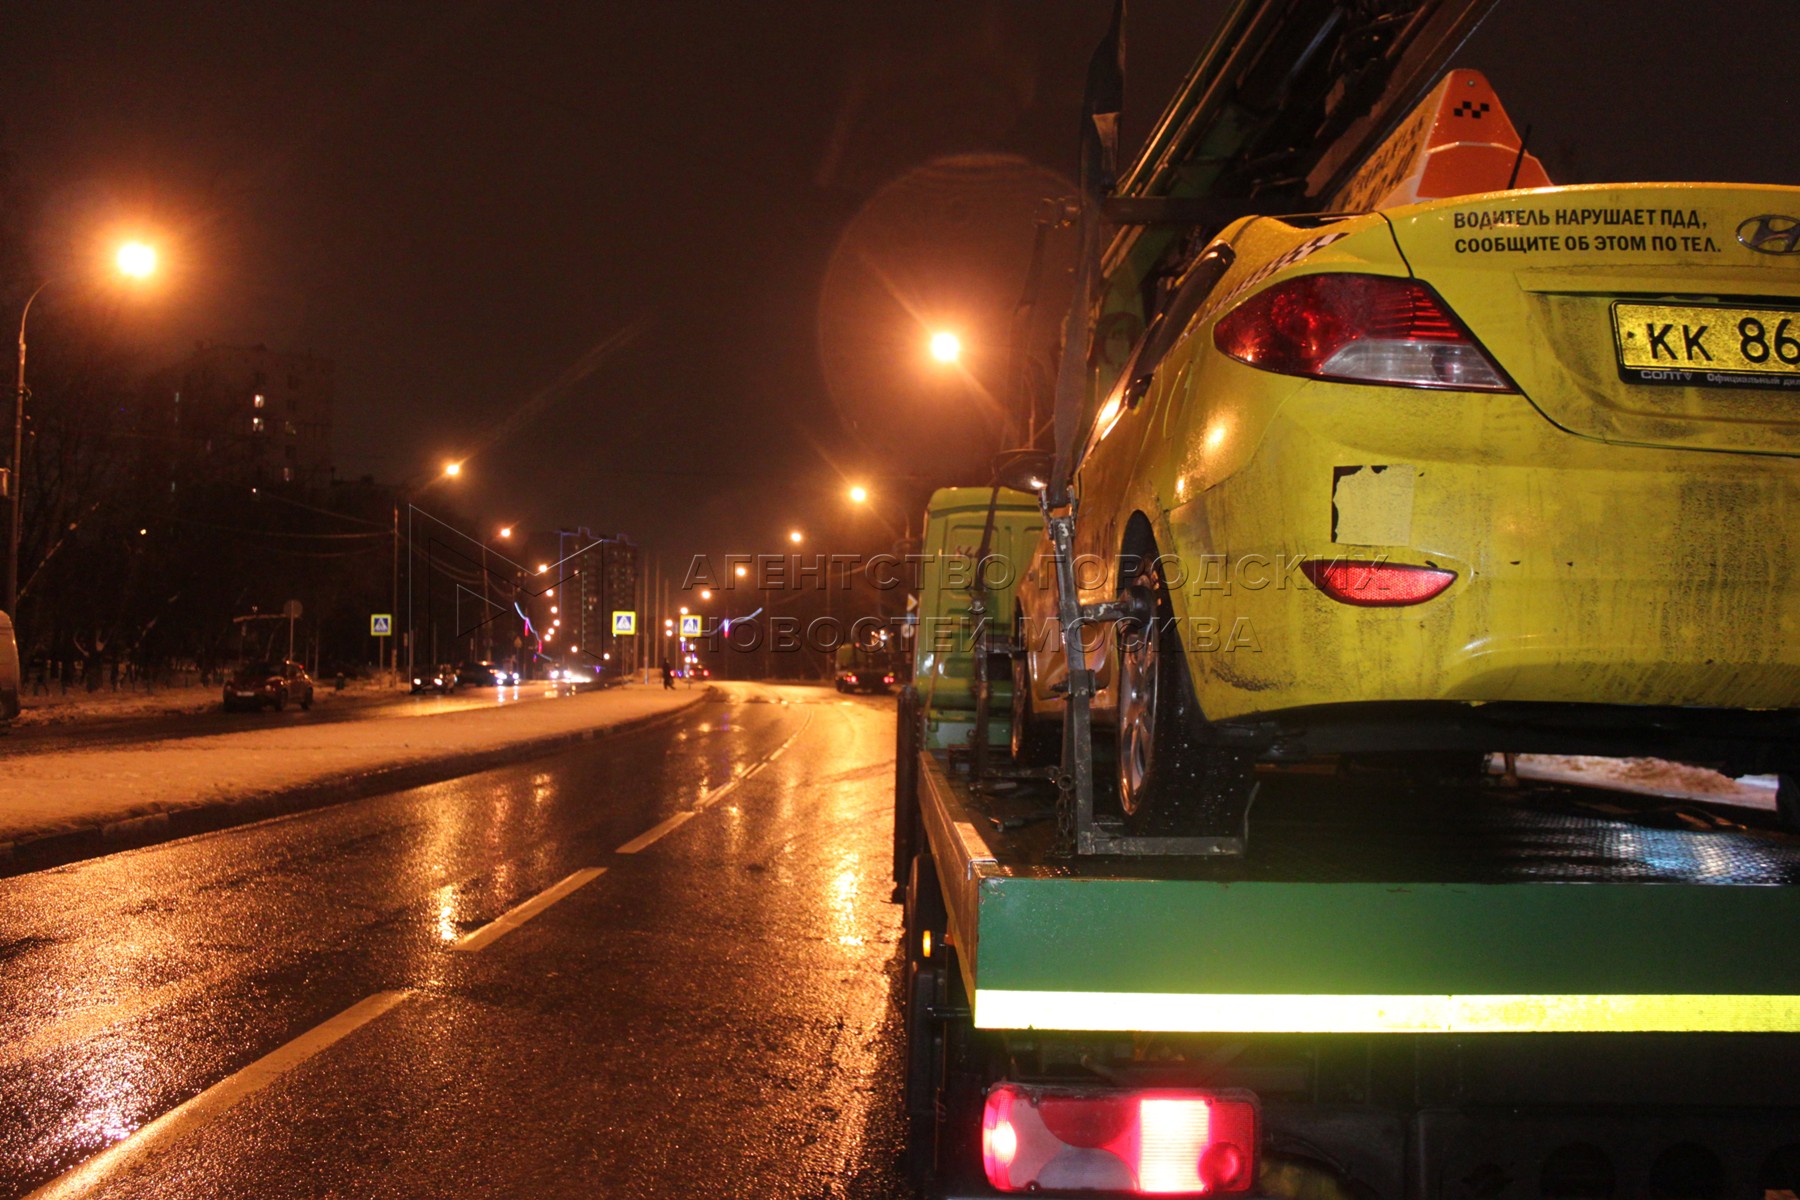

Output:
xmin=1019 ymin=76 xmax=1800 ymax=836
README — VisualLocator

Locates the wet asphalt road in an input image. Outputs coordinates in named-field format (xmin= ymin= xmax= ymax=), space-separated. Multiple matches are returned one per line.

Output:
xmin=0 ymin=682 xmax=913 ymax=1199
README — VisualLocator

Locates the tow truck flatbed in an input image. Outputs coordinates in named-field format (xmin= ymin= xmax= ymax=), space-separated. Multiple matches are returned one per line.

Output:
xmin=919 ymin=751 xmax=1800 ymax=1037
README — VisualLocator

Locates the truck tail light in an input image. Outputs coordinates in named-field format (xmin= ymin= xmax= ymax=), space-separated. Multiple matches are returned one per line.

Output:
xmin=1214 ymin=273 xmax=1513 ymax=392
xmin=1301 ymin=558 xmax=1457 ymax=606
xmin=982 ymin=1084 xmax=1257 ymax=1194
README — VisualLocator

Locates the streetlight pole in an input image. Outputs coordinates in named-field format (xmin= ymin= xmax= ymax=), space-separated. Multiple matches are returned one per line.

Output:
xmin=7 ymin=243 xmax=158 ymax=619
xmin=6 ymin=281 xmax=49 ymax=616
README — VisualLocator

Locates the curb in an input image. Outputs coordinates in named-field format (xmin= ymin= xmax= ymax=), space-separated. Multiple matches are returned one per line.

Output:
xmin=0 ymin=689 xmax=713 ymax=879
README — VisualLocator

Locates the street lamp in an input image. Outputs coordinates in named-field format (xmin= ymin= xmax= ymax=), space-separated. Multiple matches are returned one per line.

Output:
xmin=848 ymin=485 xmax=869 ymax=504
xmin=8 ymin=240 xmax=159 ymax=615
xmin=788 ymin=529 xmax=804 ymax=545
xmin=116 ymin=242 xmax=157 ymax=279
xmin=928 ymin=330 xmax=962 ymax=364
xmin=393 ymin=458 xmax=464 ymax=682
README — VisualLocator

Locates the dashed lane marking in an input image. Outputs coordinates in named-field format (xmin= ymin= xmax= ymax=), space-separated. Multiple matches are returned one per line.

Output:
xmin=619 ymin=710 xmax=814 ymax=844
xmin=453 ymin=867 xmax=608 ymax=951
xmin=614 ymin=811 xmax=696 ymax=855
xmin=25 ymin=990 xmax=411 ymax=1200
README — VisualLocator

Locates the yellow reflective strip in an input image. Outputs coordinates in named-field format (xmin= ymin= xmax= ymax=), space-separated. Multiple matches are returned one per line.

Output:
xmin=974 ymin=990 xmax=1800 ymax=1034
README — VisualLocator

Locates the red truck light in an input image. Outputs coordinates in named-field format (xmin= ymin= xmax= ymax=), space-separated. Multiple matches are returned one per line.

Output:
xmin=982 ymin=1083 xmax=1257 ymax=1194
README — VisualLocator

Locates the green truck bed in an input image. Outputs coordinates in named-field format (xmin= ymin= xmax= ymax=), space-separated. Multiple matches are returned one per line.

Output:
xmin=918 ymin=750 xmax=1800 ymax=1036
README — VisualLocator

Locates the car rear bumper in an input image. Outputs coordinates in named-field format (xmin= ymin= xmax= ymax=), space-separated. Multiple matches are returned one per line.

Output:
xmin=1165 ymin=383 xmax=1800 ymax=725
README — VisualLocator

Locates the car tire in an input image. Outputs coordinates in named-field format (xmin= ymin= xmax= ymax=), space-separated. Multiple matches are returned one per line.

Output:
xmin=273 ymin=691 xmax=286 ymax=712
xmin=1113 ymin=551 xmax=1254 ymax=837
xmin=301 ymin=688 xmax=313 ymax=711
xmin=1009 ymin=650 xmax=1058 ymax=768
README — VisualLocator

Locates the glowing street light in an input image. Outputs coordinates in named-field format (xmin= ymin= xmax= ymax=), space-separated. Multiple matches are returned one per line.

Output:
xmin=700 ymin=589 xmax=713 ymax=601
xmin=928 ymin=330 xmax=962 ymax=364
xmin=443 ymin=461 xmax=462 ymax=478
xmin=116 ymin=241 xmax=157 ymax=279
xmin=734 ymin=565 xmax=748 ymax=579
xmin=848 ymin=485 xmax=869 ymax=504
xmin=788 ymin=529 xmax=804 ymax=545
xmin=537 ymin=562 xmax=549 ymax=574
xmin=9 ymin=238 xmax=162 ymax=613
xmin=497 ymin=526 xmax=513 ymax=539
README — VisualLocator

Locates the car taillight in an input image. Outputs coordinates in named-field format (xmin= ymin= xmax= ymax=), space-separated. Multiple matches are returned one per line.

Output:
xmin=1302 ymin=558 xmax=1457 ymax=606
xmin=1213 ymin=273 xmax=1513 ymax=392
xmin=982 ymin=1084 xmax=1257 ymax=1194
xmin=883 ymin=673 xmax=895 ymax=684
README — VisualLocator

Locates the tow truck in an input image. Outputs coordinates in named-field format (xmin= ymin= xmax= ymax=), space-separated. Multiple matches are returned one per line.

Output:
xmin=899 ymin=483 xmax=1800 ymax=1199
xmin=892 ymin=4 xmax=1800 ymax=1196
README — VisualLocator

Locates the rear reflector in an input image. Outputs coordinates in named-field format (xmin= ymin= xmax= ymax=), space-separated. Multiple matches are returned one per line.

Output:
xmin=1302 ymin=559 xmax=1457 ymax=606
xmin=982 ymin=1084 xmax=1257 ymax=1194
xmin=1214 ymin=272 xmax=1513 ymax=392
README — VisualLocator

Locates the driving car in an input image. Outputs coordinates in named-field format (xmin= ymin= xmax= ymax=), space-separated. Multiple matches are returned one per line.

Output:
xmin=223 ymin=660 xmax=314 ymax=712
xmin=410 ymin=664 xmax=458 ymax=694
xmin=1018 ymin=79 xmax=1800 ymax=836
xmin=834 ymin=643 xmax=895 ymax=694
xmin=456 ymin=660 xmax=518 ymax=687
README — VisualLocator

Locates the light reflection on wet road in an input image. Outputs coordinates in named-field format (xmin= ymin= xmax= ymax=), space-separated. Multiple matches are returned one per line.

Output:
xmin=0 ymin=682 xmax=911 ymax=1199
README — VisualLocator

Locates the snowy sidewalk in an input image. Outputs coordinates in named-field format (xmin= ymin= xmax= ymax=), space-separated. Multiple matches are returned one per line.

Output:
xmin=13 ymin=676 xmax=389 ymax=727
xmin=0 ymin=683 xmax=707 ymax=866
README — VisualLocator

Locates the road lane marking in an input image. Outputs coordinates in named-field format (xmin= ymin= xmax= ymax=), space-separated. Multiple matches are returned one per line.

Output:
xmin=453 ymin=867 xmax=608 ymax=951
xmin=620 ymin=710 xmax=815 ymax=846
xmin=615 ymin=811 xmax=696 ymax=854
xmin=25 ymin=990 xmax=411 ymax=1200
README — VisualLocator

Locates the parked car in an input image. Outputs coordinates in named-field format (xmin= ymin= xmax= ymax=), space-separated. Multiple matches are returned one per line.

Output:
xmin=0 ymin=611 xmax=19 ymax=722
xmin=223 ymin=660 xmax=314 ymax=712
xmin=410 ymin=664 xmax=458 ymax=694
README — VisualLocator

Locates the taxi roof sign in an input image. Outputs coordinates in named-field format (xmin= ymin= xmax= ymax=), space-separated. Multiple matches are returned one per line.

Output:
xmin=612 ymin=611 xmax=636 ymax=635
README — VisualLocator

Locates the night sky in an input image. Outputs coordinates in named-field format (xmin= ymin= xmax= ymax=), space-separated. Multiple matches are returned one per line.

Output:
xmin=3 ymin=0 xmax=1792 ymax=568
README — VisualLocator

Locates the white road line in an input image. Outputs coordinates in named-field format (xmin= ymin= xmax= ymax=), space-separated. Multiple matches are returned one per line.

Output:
xmin=25 ymin=990 xmax=411 ymax=1200
xmin=615 ymin=811 xmax=696 ymax=854
xmin=693 ymin=777 xmax=743 ymax=811
xmin=453 ymin=868 xmax=608 ymax=951
xmin=620 ymin=710 xmax=815 ymax=845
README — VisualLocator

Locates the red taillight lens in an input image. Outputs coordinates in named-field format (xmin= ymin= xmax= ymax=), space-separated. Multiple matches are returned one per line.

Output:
xmin=1214 ymin=273 xmax=1513 ymax=391
xmin=1302 ymin=558 xmax=1457 ymax=606
xmin=982 ymin=1084 xmax=1257 ymax=1194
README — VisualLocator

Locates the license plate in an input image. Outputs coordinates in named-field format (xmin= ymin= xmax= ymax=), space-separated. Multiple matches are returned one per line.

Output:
xmin=1614 ymin=301 xmax=1800 ymax=388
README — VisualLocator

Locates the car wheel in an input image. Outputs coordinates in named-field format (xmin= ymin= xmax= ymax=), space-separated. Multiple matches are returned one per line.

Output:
xmin=1113 ymin=552 xmax=1255 ymax=837
xmin=1009 ymin=650 xmax=1059 ymax=768
xmin=1778 ymin=774 xmax=1799 ymax=835
xmin=273 ymin=691 xmax=286 ymax=712
xmin=300 ymin=688 xmax=313 ymax=711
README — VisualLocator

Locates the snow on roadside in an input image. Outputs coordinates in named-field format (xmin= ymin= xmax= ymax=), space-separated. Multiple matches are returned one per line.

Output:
xmin=0 ymin=683 xmax=705 ymax=844
xmin=13 ymin=677 xmax=389 ymax=727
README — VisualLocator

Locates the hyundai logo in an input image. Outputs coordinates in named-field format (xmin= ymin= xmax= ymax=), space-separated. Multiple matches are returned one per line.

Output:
xmin=1737 ymin=214 xmax=1800 ymax=255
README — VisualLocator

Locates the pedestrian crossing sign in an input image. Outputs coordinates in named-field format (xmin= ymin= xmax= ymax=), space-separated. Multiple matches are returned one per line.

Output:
xmin=680 ymin=614 xmax=702 ymax=638
xmin=371 ymin=614 xmax=392 ymax=636
xmin=612 ymin=611 xmax=637 ymax=635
